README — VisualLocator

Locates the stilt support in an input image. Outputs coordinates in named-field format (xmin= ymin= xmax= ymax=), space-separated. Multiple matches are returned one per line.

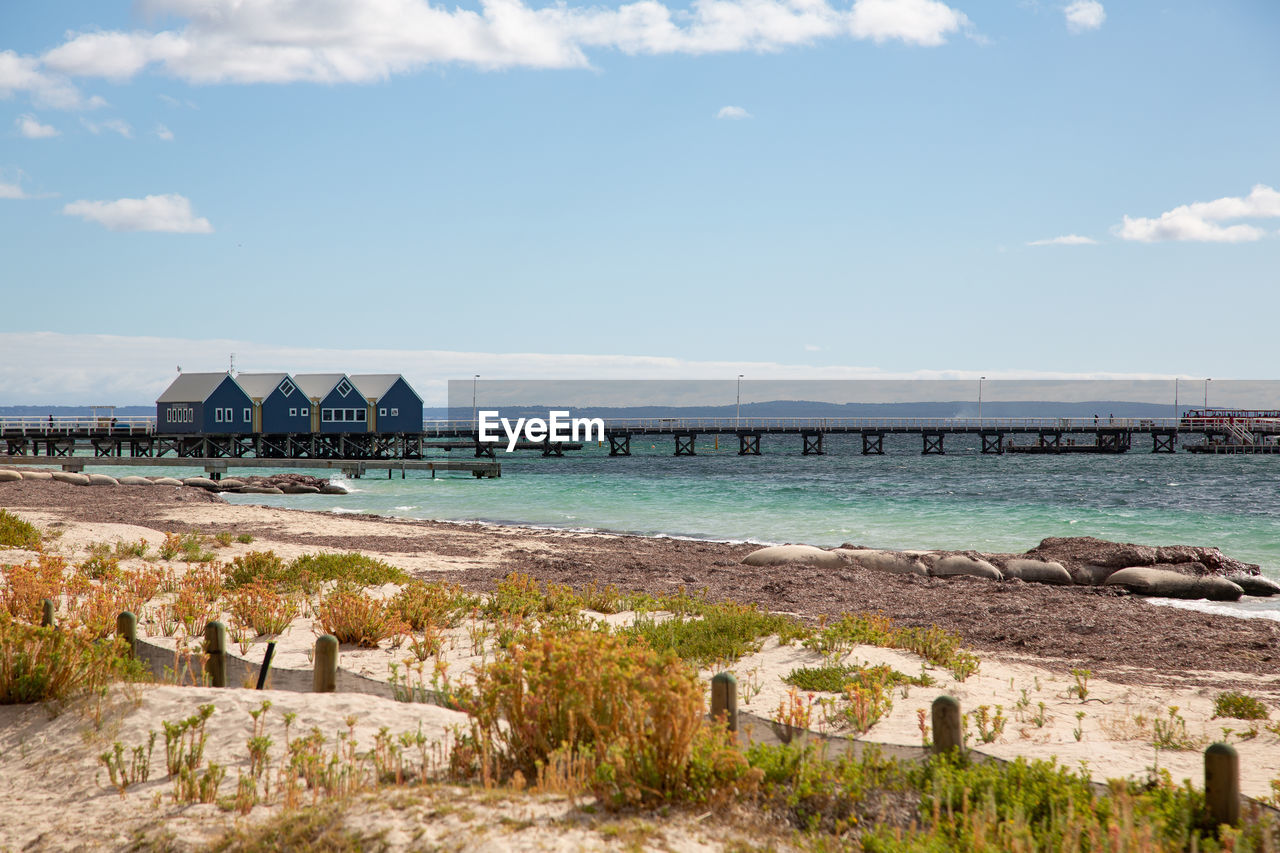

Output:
xmin=608 ymin=434 xmax=632 ymax=456
xmin=862 ymin=432 xmax=884 ymax=455
xmin=922 ymin=433 xmax=945 ymax=455
xmin=1038 ymin=431 xmax=1062 ymax=451
xmin=674 ymin=434 xmax=697 ymax=456
xmin=738 ymin=433 xmax=760 ymax=456
xmin=980 ymin=433 xmax=1004 ymax=455
xmin=474 ymin=442 xmax=496 ymax=458
xmin=542 ymin=441 xmax=564 ymax=457
xmin=1152 ymin=432 xmax=1177 ymax=453
xmin=802 ymin=433 xmax=824 ymax=455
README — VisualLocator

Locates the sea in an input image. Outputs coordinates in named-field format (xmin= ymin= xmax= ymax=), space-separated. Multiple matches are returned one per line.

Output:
xmin=93 ymin=433 xmax=1280 ymax=622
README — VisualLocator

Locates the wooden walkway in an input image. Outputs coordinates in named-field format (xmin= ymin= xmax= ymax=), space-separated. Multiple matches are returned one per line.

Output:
xmin=0 ymin=455 xmax=500 ymax=479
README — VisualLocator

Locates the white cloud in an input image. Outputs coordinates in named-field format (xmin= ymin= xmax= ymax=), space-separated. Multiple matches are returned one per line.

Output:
xmin=61 ymin=193 xmax=214 ymax=233
xmin=15 ymin=113 xmax=59 ymax=138
xmin=155 ymin=123 xmax=174 ymax=141
xmin=1115 ymin=184 xmax=1280 ymax=243
xmin=1063 ymin=0 xmax=1105 ymax=33
xmin=80 ymin=117 xmax=134 ymax=138
xmin=804 ymin=344 xmax=821 ymax=351
xmin=716 ymin=105 xmax=751 ymax=120
xmin=33 ymin=0 xmax=970 ymax=88
xmin=1027 ymin=234 xmax=1097 ymax=246
xmin=0 ymin=169 xmax=47 ymax=199
xmin=0 ymin=332 xmax=1200 ymax=406
xmin=0 ymin=49 xmax=105 ymax=109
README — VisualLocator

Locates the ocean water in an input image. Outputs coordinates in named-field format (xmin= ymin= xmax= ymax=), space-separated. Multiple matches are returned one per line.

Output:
xmin=89 ymin=433 xmax=1280 ymax=618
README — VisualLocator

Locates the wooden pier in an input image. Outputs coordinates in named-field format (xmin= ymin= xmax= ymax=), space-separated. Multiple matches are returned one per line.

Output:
xmin=0 ymin=455 xmax=500 ymax=479
xmin=2 ymin=415 xmax=1275 ymax=459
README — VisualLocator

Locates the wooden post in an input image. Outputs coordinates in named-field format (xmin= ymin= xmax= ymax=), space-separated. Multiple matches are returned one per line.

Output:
xmin=314 ymin=634 xmax=338 ymax=693
xmin=932 ymin=695 xmax=963 ymax=756
xmin=1204 ymin=742 xmax=1240 ymax=829
xmin=204 ymin=620 xmax=228 ymax=688
xmin=256 ymin=641 xmax=277 ymax=690
xmin=40 ymin=598 xmax=55 ymax=628
xmin=116 ymin=611 xmax=137 ymax=657
xmin=711 ymin=672 xmax=738 ymax=732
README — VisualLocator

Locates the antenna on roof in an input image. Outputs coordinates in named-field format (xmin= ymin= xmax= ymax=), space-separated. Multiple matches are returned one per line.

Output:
xmin=177 ymin=365 xmax=182 ymax=373
xmin=229 ymin=353 xmax=236 ymax=375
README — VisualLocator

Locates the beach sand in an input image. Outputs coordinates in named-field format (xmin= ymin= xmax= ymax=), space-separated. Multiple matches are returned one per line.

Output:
xmin=3 ymin=480 xmax=1280 ymax=849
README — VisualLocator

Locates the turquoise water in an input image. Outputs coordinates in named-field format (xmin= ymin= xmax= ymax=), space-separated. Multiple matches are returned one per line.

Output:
xmin=87 ymin=433 xmax=1280 ymax=616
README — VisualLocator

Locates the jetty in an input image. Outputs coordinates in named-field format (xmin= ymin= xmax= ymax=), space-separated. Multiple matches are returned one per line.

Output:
xmin=5 ymin=413 xmax=1278 ymax=459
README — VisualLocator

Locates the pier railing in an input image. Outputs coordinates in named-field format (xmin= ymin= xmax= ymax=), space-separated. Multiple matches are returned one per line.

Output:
xmin=6 ymin=415 xmax=1280 ymax=437
xmin=421 ymin=416 xmax=1280 ymax=434
xmin=0 ymin=416 xmax=156 ymax=433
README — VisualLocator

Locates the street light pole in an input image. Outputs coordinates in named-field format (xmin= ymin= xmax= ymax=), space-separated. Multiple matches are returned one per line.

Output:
xmin=1174 ymin=377 xmax=1179 ymax=426
xmin=736 ymin=375 xmax=744 ymax=427
xmin=978 ymin=376 xmax=985 ymax=423
xmin=472 ymin=374 xmax=479 ymax=432
xmin=1204 ymin=378 xmax=1211 ymax=411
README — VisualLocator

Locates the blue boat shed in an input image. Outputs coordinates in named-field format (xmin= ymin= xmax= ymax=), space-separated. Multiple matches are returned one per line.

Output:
xmin=155 ymin=372 xmax=253 ymax=434
xmin=294 ymin=373 xmax=367 ymax=433
xmin=349 ymin=375 xmax=423 ymax=434
xmin=234 ymin=373 xmax=310 ymax=434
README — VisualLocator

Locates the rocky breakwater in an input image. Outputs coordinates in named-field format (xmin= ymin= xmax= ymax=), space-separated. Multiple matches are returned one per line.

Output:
xmin=742 ymin=536 xmax=1280 ymax=602
xmin=0 ymin=468 xmax=347 ymax=496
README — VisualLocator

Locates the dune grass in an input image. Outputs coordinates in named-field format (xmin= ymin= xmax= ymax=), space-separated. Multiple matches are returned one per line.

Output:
xmin=0 ymin=509 xmax=42 ymax=550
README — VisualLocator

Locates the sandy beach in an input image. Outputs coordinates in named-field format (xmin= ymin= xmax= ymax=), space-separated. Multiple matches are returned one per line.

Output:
xmin=3 ymin=480 xmax=1280 ymax=850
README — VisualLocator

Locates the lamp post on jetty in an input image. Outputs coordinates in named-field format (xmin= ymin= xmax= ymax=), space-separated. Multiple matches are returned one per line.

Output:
xmin=1204 ymin=378 xmax=1211 ymax=411
xmin=978 ymin=376 xmax=985 ymax=423
xmin=471 ymin=374 xmax=479 ymax=431
xmin=736 ymin=375 xmax=744 ymax=427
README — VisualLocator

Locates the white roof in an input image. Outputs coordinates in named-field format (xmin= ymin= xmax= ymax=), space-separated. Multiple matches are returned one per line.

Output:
xmin=156 ymin=372 xmax=235 ymax=404
xmin=234 ymin=373 xmax=289 ymax=400
xmin=349 ymin=374 xmax=402 ymax=400
xmin=293 ymin=373 xmax=348 ymax=400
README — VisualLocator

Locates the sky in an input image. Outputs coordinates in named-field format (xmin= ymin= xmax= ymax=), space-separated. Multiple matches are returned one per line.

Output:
xmin=1 ymin=0 xmax=1278 ymax=405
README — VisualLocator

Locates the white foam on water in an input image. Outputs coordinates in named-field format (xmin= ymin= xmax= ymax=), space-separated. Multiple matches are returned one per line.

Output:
xmin=330 ymin=507 xmax=365 ymax=515
xmin=325 ymin=474 xmax=357 ymax=493
xmin=1147 ymin=597 xmax=1280 ymax=623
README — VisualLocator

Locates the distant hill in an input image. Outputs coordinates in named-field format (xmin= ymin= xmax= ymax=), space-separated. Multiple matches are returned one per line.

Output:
xmin=4 ymin=400 xmax=1185 ymax=421
xmin=0 ymin=405 xmax=154 ymax=417
xmin=444 ymin=400 xmax=1182 ymax=420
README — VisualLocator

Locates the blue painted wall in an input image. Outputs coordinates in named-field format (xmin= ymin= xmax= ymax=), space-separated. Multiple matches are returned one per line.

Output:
xmin=371 ymin=378 xmax=423 ymax=434
xmin=158 ymin=401 xmax=201 ymax=434
xmin=260 ymin=377 xmax=312 ymax=434
xmin=318 ymin=380 xmax=368 ymax=433
xmin=203 ymin=377 xmax=254 ymax=434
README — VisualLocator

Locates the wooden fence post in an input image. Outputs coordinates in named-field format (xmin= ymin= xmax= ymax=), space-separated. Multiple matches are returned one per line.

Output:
xmin=932 ymin=695 xmax=963 ymax=756
xmin=1204 ymin=742 xmax=1240 ymax=829
xmin=314 ymin=634 xmax=338 ymax=693
xmin=711 ymin=672 xmax=738 ymax=732
xmin=204 ymin=621 xmax=227 ymax=688
xmin=116 ymin=611 xmax=137 ymax=657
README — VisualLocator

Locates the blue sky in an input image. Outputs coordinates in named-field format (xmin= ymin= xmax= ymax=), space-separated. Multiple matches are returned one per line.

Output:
xmin=1 ymin=0 xmax=1278 ymax=404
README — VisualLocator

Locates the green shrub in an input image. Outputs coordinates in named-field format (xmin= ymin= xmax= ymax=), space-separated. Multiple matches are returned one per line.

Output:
xmin=1213 ymin=691 xmax=1270 ymax=721
xmin=391 ymin=580 xmax=473 ymax=630
xmin=622 ymin=600 xmax=801 ymax=667
xmin=317 ymin=587 xmax=407 ymax=647
xmin=785 ymin=662 xmax=928 ymax=693
xmin=290 ymin=552 xmax=408 ymax=587
xmin=225 ymin=551 xmax=292 ymax=590
xmin=0 ymin=510 xmax=42 ymax=550
xmin=1 ymin=555 xmax=67 ymax=621
xmin=457 ymin=628 xmax=758 ymax=807
xmin=0 ymin=614 xmax=146 ymax=705
xmin=805 ymin=612 xmax=975 ymax=672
